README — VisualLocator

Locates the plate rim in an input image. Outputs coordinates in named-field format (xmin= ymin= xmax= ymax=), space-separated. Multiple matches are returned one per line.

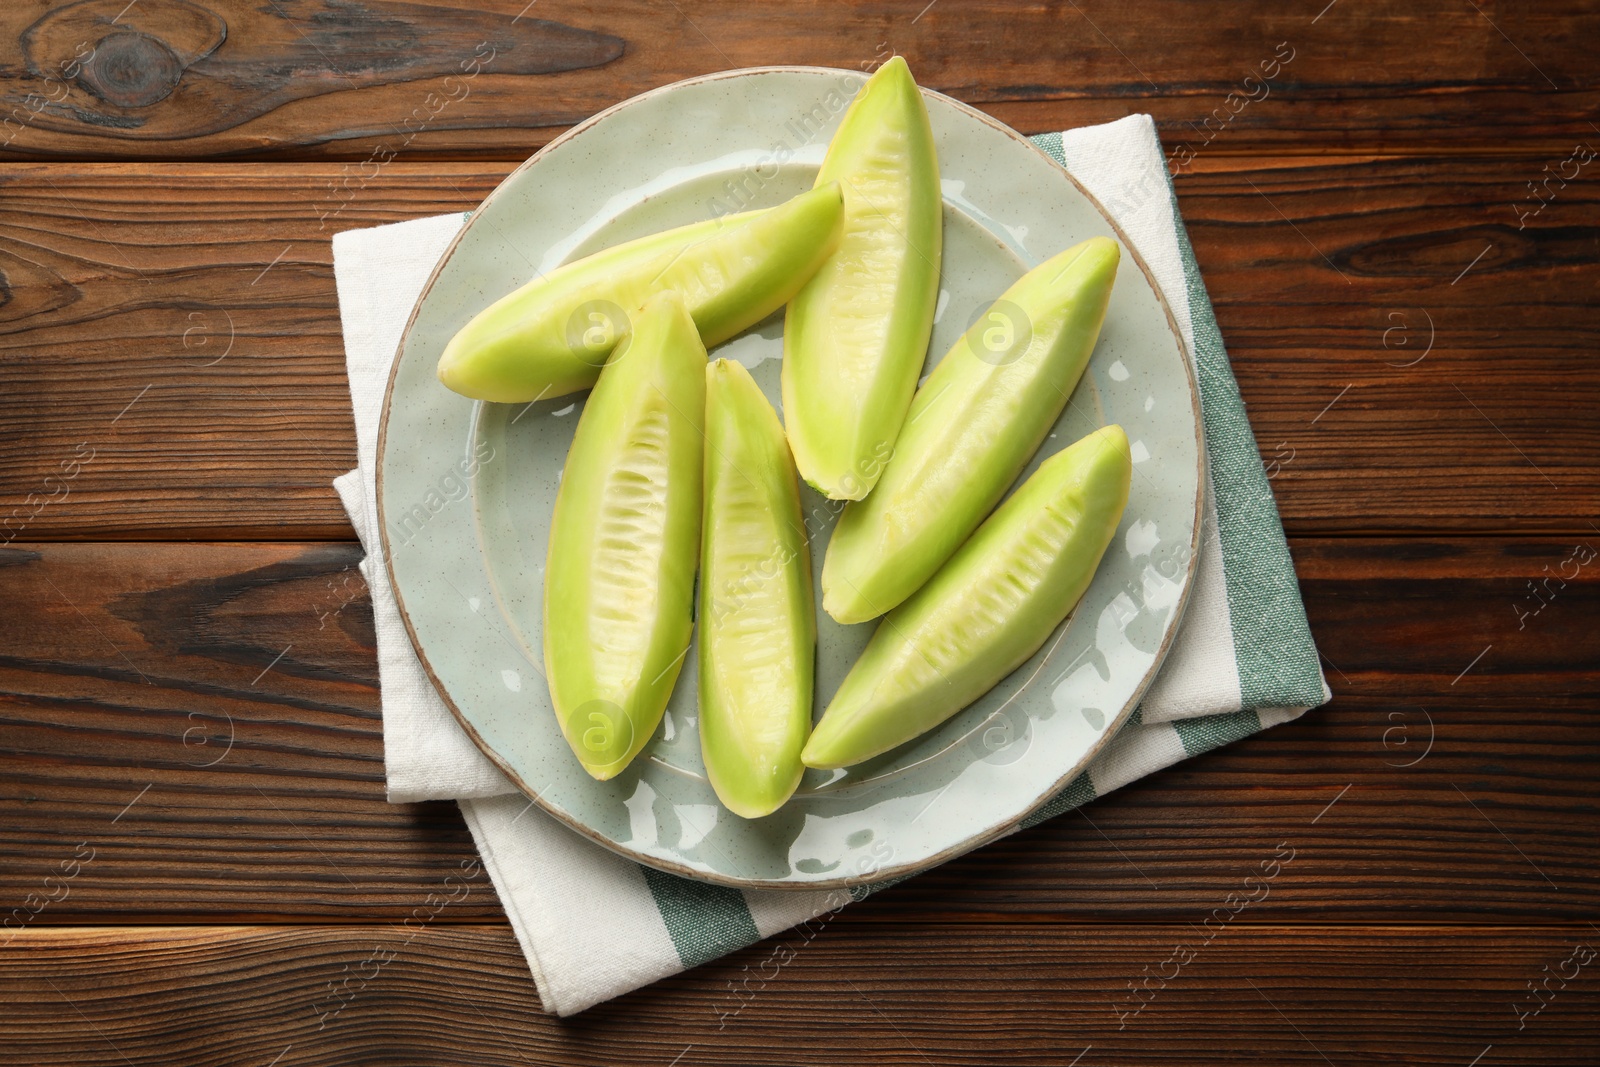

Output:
xmin=376 ymin=63 xmax=1206 ymax=890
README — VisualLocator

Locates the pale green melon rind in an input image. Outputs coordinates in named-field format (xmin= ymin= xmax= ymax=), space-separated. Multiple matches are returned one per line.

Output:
xmin=800 ymin=424 xmax=1132 ymax=770
xmin=698 ymin=359 xmax=816 ymax=818
xmin=782 ymin=55 xmax=942 ymax=501
xmin=821 ymin=236 xmax=1121 ymax=624
xmin=440 ymin=183 xmax=842 ymax=404
xmin=543 ymin=290 xmax=707 ymax=780
xmin=437 ymin=211 xmax=749 ymax=402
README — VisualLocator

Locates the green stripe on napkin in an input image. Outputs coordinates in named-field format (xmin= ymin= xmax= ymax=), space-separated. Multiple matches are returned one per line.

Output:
xmin=1172 ymin=707 xmax=1267 ymax=758
xmin=641 ymin=866 xmax=760 ymax=968
xmin=1164 ymin=185 xmax=1326 ymax=710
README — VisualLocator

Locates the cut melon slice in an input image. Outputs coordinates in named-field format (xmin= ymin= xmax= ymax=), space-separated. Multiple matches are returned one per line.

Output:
xmin=782 ymin=56 xmax=941 ymax=500
xmin=698 ymin=359 xmax=815 ymax=818
xmin=544 ymin=290 xmax=706 ymax=779
xmin=441 ymin=185 xmax=842 ymax=403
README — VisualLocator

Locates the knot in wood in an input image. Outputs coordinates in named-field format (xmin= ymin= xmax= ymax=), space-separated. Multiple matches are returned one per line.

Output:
xmin=79 ymin=30 xmax=184 ymax=109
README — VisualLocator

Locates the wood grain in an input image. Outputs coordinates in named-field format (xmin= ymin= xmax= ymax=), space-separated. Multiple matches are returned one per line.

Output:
xmin=1182 ymin=153 xmax=1600 ymax=534
xmin=2 ymin=1 xmax=1594 ymax=1058
xmin=1 ymin=156 xmax=1595 ymax=540
xmin=3 ymin=923 xmax=1597 ymax=1064
xmin=0 ymin=163 xmax=503 ymax=542
xmin=0 ymin=1 xmax=1596 ymax=160
xmin=2 ymin=538 xmax=1594 ymax=923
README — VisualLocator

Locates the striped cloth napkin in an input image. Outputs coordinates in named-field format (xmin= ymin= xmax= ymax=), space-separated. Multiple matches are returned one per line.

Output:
xmin=332 ymin=112 xmax=1328 ymax=1016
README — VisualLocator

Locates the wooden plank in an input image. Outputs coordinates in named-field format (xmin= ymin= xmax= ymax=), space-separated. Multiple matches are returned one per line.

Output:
xmin=1292 ymin=537 xmax=1600 ymax=694
xmin=0 ymin=540 xmax=502 ymax=922
xmin=0 ymin=1 xmax=1595 ymax=160
xmin=1180 ymin=153 xmax=1600 ymax=534
xmin=0 ymin=163 xmax=501 ymax=542
xmin=1 ymin=538 xmax=1595 ymax=923
xmin=2 ymin=923 xmax=1596 ymax=1064
xmin=1292 ymin=537 xmax=1600 ymax=582
xmin=1 ymin=155 xmax=1595 ymax=540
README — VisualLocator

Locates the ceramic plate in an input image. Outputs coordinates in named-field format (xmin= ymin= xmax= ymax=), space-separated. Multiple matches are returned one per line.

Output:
xmin=378 ymin=66 xmax=1202 ymax=889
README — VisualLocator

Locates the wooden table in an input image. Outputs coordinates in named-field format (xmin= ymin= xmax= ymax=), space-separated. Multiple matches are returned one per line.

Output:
xmin=2 ymin=2 xmax=1596 ymax=1062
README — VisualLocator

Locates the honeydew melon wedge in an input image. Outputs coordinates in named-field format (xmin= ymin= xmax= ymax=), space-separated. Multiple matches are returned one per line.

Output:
xmin=543 ymin=290 xmax=706 ymax=780
xmin=822 ymin=236 xmax=1121 ymax=624
xmin=801 ymin=425 xmax=1132 ymax=770
xmin=782 ymin=56 xmax=941 ymax=500
xmin=440 ymin=184 xmax=844 ymax=403
xmin=698 ymin=359 xmax=816 ymax=818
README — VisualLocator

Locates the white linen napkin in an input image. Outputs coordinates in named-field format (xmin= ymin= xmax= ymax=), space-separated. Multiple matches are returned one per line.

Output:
xmin=332 ymin=113 xmax=1327 ymax=1016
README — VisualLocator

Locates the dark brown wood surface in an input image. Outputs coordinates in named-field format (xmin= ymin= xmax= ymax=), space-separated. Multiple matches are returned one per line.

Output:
xmin=1 ymin=157 xmax=1593 ymax=539
xmin=2 ymin=2 xmax=1597 ymax=1062
xmin=7 ymin=923 xmax=1599 ymax=1066
xmin=2 ymin=538 xmax=1596 ymax=926
xmin=2 ymin=1 xmax=1597 ymax=159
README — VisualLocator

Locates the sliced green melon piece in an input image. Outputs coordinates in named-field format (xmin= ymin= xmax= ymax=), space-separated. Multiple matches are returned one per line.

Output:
xmin=822 ymin=236 xmax=1120 ymax=623
xmin=801 ymin=425 xmax=1132 ymax=770
xmin=782 ymin=56 xmax=941 ymax=500
xmin=440 ymin=184 xmax=843 ymax=403
xmin=543 ymin=290 xmax=706 ymax=780
xmin=698 ymin=359 xmax=816 ymax=818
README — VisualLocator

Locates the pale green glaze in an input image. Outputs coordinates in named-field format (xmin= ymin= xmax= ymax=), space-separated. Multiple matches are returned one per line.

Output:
xmin=544 ymin=291 xmax=706 ymax=779
xmin=439 ymin=186 xmax=841 ymax=403
xmin=782 ymin=56 xmax=942 ymax=500
xmin=823 ymin=237 xmax=1121 ymax=624
xmin=699 ymin=359 xmax=816 ymax=819
xmin=803 ymin=426 xmax=1133 ymax=770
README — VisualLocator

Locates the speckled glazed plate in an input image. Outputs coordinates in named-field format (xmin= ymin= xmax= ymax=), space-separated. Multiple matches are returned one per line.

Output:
xmin=378 ymin=66 xmax=1202 ymax=890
